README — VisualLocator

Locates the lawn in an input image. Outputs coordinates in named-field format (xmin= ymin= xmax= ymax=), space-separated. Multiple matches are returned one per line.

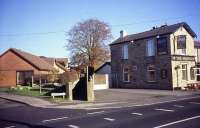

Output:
xmin=0 ymin=85 xmax=49 ymax=97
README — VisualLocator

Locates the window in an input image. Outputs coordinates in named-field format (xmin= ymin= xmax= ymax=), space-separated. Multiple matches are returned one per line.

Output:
xmin=182 ymin=64 xmax=188 ymax=80
xmin=157 ymin=37 xmax=167 ymax=55
xmin=123 ymin=67 xmax=130 ymax=82
xmin=122 ymin=44 xmax=128 ymax=59
xmin=190 ymin=67 xmax=195 ymax=80
xmin=146 ymin=39 xmax=155 ymax=56
xmin=177 ymin=35 xmax=186 ymax=49
xmin=161 ymin=69 xmax=168 ymax=79
xmin=132 ymin=65 xmax=137 ymax=71
xmin=147 ymin=65 xmax=156 ymax=82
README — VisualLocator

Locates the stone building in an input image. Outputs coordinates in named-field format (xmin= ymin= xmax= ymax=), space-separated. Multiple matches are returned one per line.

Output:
xmin=110 ymin=22 xmax=199 ymax=90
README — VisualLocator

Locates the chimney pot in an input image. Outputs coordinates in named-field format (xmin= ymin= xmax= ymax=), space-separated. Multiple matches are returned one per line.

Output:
xmin=120 ymin=30 xmax=128 ymax=38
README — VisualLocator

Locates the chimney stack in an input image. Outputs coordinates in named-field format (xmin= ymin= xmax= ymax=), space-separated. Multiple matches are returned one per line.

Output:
xmin=120 ymin=30 xmax=128 ymax=38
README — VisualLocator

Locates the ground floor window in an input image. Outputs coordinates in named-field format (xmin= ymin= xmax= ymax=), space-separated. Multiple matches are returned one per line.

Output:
xmin=190 ymin=67 xmax=195 ymax=80
xmin=161 ymin=69 xmax=168 ymax=79
xmin=123 ymin=67 xmax=130 ymax=82
xmin=16 ymin=71 xmax=33 ymax=85
xmin=181 ymin=64 xmax=187 ymax=80
xmin=147 ymin=65 xmax=156 ymax=82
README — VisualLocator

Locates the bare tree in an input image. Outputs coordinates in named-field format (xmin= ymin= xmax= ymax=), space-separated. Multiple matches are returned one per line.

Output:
xmin=66 ymin=19 xmax=112 ymax=69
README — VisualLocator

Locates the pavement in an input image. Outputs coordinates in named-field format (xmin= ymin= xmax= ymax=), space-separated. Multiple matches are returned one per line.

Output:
xmin=0 ymin=95 xmax=200 ymax=128
xmin=0 ymin=89 xmax=200 ymax=109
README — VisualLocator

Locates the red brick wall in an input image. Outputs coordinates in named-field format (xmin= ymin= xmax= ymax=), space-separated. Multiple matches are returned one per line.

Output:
xmin=0 ymin=51 xmax=39 ymax=87
xmin=94 ymin=74 xmax=106 ymax=84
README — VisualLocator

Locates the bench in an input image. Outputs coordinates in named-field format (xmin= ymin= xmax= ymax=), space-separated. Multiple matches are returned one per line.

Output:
xmin=51 ymin=92 xmax=66 ymax=99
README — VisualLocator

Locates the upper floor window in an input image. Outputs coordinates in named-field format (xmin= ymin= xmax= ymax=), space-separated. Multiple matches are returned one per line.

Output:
xmin=157 ymin=37 xmax=167 ymax=55
xmin=177 ymin=35 xmax=186 ymax=49
xmin=122 ymin=44 xmax=128 ymax=59
xmin=146 ymin=39 xmax=155 ymax=56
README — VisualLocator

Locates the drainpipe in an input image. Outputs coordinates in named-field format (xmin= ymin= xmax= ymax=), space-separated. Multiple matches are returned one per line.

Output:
xmin=173 ymin=34 xmax=176 ymax=54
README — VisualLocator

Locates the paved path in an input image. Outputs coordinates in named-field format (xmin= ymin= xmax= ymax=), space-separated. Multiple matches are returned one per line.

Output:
xmin=0 ymin=89 xmax=200 ymax=109
xmin=0 ymin=92 xmax=55 ymax=107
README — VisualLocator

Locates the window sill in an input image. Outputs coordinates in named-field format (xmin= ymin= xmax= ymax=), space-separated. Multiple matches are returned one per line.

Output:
xmin=146 ymin=81 xmax=157 ymax=84
xmin=123 ymin=81 xmax=131 ymax=83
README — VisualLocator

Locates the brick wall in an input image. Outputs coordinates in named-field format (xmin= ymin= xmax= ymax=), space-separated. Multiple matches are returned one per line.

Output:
xmin=0 ymin=51 xmax=40 ymax=87
xmin=94 ymin=74 xmax=106 ymax=84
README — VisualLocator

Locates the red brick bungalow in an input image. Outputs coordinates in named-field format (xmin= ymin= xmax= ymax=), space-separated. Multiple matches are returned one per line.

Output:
xmin=0 ymin=48 xmax=55 ymax=87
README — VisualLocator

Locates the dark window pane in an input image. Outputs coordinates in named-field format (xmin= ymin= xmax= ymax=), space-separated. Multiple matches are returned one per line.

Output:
xmin=157 ymin=37 xmax=167 ymax=55
xmin=177 ymin=35 xmax=186 ymax=49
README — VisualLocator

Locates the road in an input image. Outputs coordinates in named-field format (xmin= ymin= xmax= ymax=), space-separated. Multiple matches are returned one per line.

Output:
xmin=0 ymin=97 xmax=200 ymax=128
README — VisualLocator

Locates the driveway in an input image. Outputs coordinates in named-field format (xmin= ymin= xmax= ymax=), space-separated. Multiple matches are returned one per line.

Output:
xmin=84 ymin=89 xmax=200 ymax=110
xmin=95 ymin=89 xmax=200 ymax=103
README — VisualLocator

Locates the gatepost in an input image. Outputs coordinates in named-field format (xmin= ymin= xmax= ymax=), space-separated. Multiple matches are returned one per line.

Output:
xmin=86 ymin=66 xmax=95 ymax=101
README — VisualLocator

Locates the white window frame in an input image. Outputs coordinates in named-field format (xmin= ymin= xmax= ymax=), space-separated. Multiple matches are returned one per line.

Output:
xmin=190 ymin=67 xmax=195 ymax=80
xmin=146 ymin=39 xmax=155 ymax=56
xmin=123 ymin=67 xmax=130 ymax=82
xmin=122 ymin=44 xmax=128 ymax=59
xmin=181 ymin=64 xmax=188 ymax=80
xmin=147 ymin=65 xmax=156 ymax=82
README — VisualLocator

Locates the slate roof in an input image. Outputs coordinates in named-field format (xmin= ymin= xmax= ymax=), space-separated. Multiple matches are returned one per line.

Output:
xmin=110 ymin=22 xmax=197 ymax=46
xmin=95 ymin=62 xmax=111 ymax=73
xmin=2 ymin=48 xmax=55 ymax=71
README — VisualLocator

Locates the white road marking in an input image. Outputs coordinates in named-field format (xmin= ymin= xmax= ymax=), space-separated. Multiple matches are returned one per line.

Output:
xmin=173 ymin=105 xmax=184 ymax=108
xmin=68 ymin=125 xmax=80 ymax=128
xmin=87 ymin=111 xmax=105 ymax=115
xmin=155 ymin=108 xmax=174 ymax=112
xmin=131 ymin=113 xmax=143 ymax=116
xmin=5 ymin=126 xmax=16 ymax=128
xmin=189 ymin=102 xmax=200 ymax=105
xmin=104 ymin=118 xmax=115 ymax=122
xmin=42 ymin=116 xmax=68 ymax=123
xmin=153 ymin=115 xmax=200 ymax=128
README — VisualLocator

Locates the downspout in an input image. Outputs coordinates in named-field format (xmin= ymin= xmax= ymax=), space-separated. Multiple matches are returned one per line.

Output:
xmin=173 ymin=34 xmax=176 ymax=54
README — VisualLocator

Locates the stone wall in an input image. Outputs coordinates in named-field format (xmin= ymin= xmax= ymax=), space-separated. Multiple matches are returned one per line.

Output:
xmin=110 ymin=34 xmax=173 ymax=90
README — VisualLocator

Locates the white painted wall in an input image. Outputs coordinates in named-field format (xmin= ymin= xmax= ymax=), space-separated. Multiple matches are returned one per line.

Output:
xmin=94 ymin=74 xmax=109 ymax=90
xmin=95 ymin=64 xmax=112 ymax=87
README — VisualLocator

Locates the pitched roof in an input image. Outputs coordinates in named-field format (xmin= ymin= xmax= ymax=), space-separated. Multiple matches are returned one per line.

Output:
xmin=40 ymin=56 xmax=55 ymax=65
xmin=55 ymin=61 xmax=68 ymax=72
xmin=95 ymin=62 xmax=111 ymax=73
xmin=110 ymin=22 xmax=197 ymax=46
xmin=40 ymin=56 xmax=68 ymax=71
xmin=1 ymin=48 xmax=55 ymax=71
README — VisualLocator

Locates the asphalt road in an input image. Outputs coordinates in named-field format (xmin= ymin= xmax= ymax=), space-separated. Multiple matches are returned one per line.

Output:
xmin=0 ymin=97 xmax=200 ymax=128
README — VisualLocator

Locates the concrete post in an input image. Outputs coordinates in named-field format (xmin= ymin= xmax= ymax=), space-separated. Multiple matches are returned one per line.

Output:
xmin=86 ymin=66 xmax=95 ymax=101
xmin=31 ymin=75 xmax=34 ymax=87
xmin=39 ymin=77 xmax=42 ymax=94
xmin=66 ymin=82 xmax=73 ymax=101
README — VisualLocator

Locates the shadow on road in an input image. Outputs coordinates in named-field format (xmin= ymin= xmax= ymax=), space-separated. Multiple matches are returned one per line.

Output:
xmin=1 ymin=119 xmax=53 ymax=128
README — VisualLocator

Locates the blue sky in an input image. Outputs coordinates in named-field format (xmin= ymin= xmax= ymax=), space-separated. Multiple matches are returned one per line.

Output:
xmin=0 ymin=0 xmax=200 ymax=58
